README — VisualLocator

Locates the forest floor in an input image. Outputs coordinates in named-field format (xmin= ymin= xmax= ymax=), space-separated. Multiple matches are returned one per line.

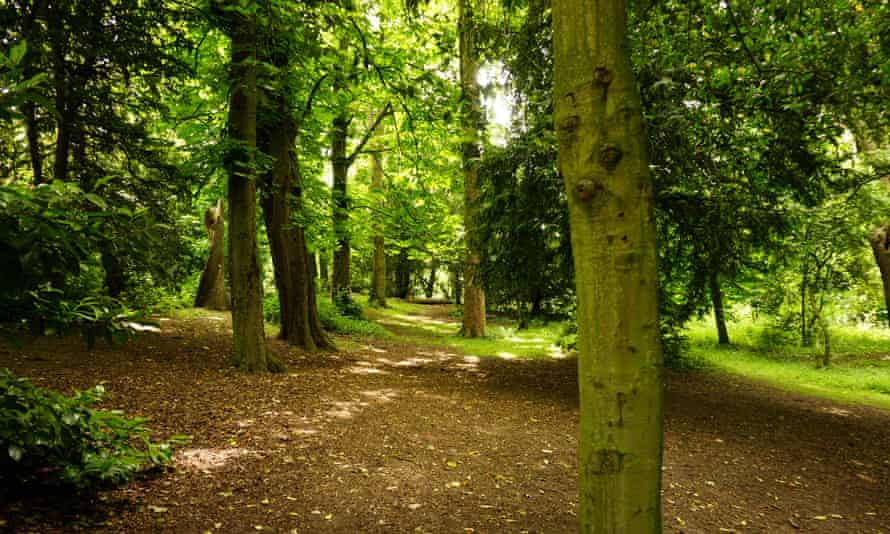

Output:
xmin=1 ymin=302 xmax=890 ymax=533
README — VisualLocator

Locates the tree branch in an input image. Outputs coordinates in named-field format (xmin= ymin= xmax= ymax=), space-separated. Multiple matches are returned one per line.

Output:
xmin=346 ymin=102 xmax=393 ymax=164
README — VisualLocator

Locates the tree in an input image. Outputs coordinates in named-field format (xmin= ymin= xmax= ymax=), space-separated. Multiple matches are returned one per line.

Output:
xmin=218 ymin=0 xmax=277 ymax=372
xmin=195 ymin=199 xmax=227 ymax=310
xmin=552 ymin=0 xmax=662 ymax=531
xmin=368 ymin=149 xmax=388 ymax=307
xmin=458 ymin=0 xmax=485 ymax=337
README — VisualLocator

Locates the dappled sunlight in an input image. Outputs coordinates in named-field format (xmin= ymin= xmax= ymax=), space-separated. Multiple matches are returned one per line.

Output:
xmin=497 ymin=352 xmax=517 ymax=360
xmin=177 ymin=447 xmax=253 ymax=472
xmin=359 ymin=389 xmax=398 ymax=403
xmin=361 ymin=345 xmax=388 ymax=353
xmin=325 ymin=400 xmax=362 ymax=419
xmin=347 ymin=365 xmax=389 ymax=375
xmin=126 ymin=322 xmax=161 ymax=333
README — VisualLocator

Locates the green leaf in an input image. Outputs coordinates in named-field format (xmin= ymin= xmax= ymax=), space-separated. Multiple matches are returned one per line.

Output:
xmin=8 ymin=445 xmax=24 ymax=462
xmin=84 ymin=194 xmax=108 ymax=209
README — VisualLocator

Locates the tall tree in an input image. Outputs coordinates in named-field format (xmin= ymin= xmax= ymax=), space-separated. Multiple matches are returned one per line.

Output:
xmin=553 ymin=0 xmax=663 ymax=531
xmin=368 ymin=148 xmax=388 ymax=307
xmin=220 ymin=0 xmax=277 ymax=372
xmin=458 ymin=0 xmax=485 ymax=337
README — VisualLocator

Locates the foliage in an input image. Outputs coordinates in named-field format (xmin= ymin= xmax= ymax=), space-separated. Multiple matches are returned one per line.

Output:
xmin=0 ymin=370 xmax=184 ymax=488
xmin=686 ymin=317 xmax=890 ymax=410
xmin=316 ymin=296 xmax=387 ymax=337
xmin=28 ymin=287 xmax=156 ymax=350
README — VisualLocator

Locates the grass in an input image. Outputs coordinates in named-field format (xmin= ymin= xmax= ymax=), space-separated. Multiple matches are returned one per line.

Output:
xmin=364 ymin=299 xmax=569 ymax=360
xmin=686 ymin=316 xmax=890 ymax=410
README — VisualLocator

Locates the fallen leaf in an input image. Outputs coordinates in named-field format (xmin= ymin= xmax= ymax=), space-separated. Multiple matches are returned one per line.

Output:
xmin=148 ymin=506 xmax=168 ymax=513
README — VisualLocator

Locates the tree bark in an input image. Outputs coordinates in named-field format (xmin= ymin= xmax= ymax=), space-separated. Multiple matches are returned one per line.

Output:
xmin=425 ymin=260 xmax=438 ymax=299
xmin=258 ymin=108 xmax=332 ymax=351
xmin=369 ymin=151 xmax=387 ymax=307
xmin=195 ymin=199 xmax=227 ymax=309
xmin=553 ymin=1 xmax=663 ymax=531
xmin=48 ymin=1 xmax=70 ymax=183
xmin=458 ymin=0 xmax=486 ymax=337
xmin=100 ymin=242 xmax=125 ymax=299
xmin=870 ymin=222 xmax=890 ymax=328
xmin=709 ymin=271 xmax=730 ymax=345
xmin=22 ymin=0 xmax=47 ymax=185
xmin=331 ymin=113 xmax=351 ymax=305
xmin=224 ymin=5 xmax=275 ymax=372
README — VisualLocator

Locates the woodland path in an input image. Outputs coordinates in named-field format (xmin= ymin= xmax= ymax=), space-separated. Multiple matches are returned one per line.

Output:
xmin=1 ymin=303 xmax=889 ymax=533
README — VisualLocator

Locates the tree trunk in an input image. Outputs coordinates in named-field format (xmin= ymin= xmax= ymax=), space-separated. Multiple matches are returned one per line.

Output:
xmin=331 ymin=113 xmax=351 ymax=305
xmin=709 ymin=271 xmax=730 ymax=345
xmin=224 ymin=5 xmax=276 ymax=372
xmin=100 ymin=243 xmax=125 ymax=299
xmin=390 ymin=249 xmax=411 ymax=299
xmin=195 ymin=199 xmax=227 ymax=309
xmin=48 ymin=2 xmax=70 ymax=183
xmin=22 ymin=0 xmax=47 ymax=185
xmin=369 ymin=151 xmax=387 ymax=307
xmin=800 ymin=262 xmax=810 ymax=347
xmin=258 ymin=109 xmax=332 ymax=351
xmin=458 ymin=0 xmax=486 ymax=337
xmin=425 ymin=260 xmax=438 ymax=299
xmin=870 ymin=223 xmax=890 ymax=327
xmin=553 ymin=1 xmax=663 ymax=531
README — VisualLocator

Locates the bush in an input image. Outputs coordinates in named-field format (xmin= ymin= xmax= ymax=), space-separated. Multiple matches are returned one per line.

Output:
xmin=29 ymin=287 xmax=156 ymax=349
xmin=317 ymin=297 xmax=386 ymax=337
xmin=0 ymin=370 xmax=185 ymax=488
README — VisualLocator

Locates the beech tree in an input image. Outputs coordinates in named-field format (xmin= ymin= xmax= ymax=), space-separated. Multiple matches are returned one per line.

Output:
xmin=217 ymin=0 xmax=278 ymax=372
xmin=458 ymin=0 xmax=486 ymax=337
xmin=553 ymin=0 xmax=663 ymax=531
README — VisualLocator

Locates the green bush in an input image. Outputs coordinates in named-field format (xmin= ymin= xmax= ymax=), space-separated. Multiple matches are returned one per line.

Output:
xmin=29 ymin=287 xmax=156 ymax=349
xmin=0 ymin=370 xmax=186 ymax=488
xmin=317 ymin=297 xmax=386 ymax=337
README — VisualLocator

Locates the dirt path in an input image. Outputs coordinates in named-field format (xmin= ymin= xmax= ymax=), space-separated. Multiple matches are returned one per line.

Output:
xmin=1 ymin=305 xmax=889 ymax=533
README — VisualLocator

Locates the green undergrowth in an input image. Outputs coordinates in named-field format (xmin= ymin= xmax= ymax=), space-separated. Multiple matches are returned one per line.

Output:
xmin=365 ymin=299 xmax=568 ymax=359
xmin=686 ymin=317 xmax=890 ymax=410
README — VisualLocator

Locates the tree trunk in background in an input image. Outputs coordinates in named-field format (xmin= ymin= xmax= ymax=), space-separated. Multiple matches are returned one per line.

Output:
xmin=48 ymin=2 xmax=70 ymax=183
xmin=195 ymin=199 xmax=227 ymax=309
xmin=331 ymin=113 xmax=351 ymax=304
xmin=553 ymin=0 xmax=663 ymax=531
xmin=22 ymin=0 xmax=47 ymax=185
xmin=800 ymin=262 xmax=810 ymax=346
xmin=259 ymin=109 xmax=332 ymax=351
xmin=100 ymin=243 xmax=125 ymax=299
xmin=425 ymin=260 xmax=438 ymax=299
xmin=451 ymin=263 xmax=462 ymax=305
xmin=369 ymin=151 xmax=387 ymax=308
xmin=709 ymin=271 xmax=730 ymax=345
xmin=870 ymin=222 xmax=890 ymax=328
xmin=390 ymin=249 xmax=411 ymax=299
xmin=225 ymin=7 xmax=274 ymax=372
xmin=458 ymin=0 xmax=485 ymax=337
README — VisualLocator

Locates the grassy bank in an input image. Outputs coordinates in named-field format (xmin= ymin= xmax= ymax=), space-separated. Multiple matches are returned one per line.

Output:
xmin=687 ymin=318 xmax=890 ymax=410
xmin=364 ymin=299 xmax=568 ymax=359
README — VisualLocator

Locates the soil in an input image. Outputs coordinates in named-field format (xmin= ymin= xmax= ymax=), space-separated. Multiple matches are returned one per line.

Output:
xmin=1 ymin=303 xmax=889 ymax=533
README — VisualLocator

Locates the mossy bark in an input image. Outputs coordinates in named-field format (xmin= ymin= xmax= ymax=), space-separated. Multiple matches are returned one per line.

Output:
xmin=458 ymin=0 xmax=486 ymax=337
xmin=369 ymin=151 xmax=387 ymax=308
xmin=553 ymin=1 xmax=663 ymax=531
xmin=331 ymin=113 xmax=351 ymax=304
xmin=259 ymin=108 xmax=331 ymax=351
xmin=870 ymin=222 xmax=890 ymax=328
xmin=224 ymin=5 xmax=275 ymax=372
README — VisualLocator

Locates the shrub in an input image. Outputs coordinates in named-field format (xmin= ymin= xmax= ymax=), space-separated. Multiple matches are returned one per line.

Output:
xmin=317 ymin=297 xmax=386 ymax=337
xmin=29 ymin=288 xmax=156 ymax=349
xmin=0 ymin=370 xmax=185 ymax=488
